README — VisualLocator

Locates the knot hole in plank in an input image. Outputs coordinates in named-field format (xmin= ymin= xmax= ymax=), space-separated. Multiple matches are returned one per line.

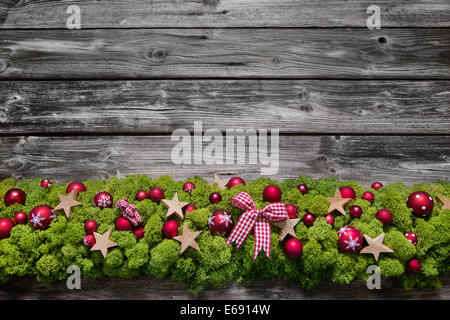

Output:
xmin=147 ymin=49 xmax=169 ymax=63
xmin=378 ymin=37 xmax=387 ymax=44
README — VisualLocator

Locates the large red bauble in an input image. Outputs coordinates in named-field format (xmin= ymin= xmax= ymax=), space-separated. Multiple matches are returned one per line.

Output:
xmin=339 ymin=186 xmax=356 ymax=199
xmin=184 ymin=204 xmax=196 ymax=214
xmin=115 ymin=217 xmax=133 ymax=231
xmin=66 ymin=181 xmax=86 ymax=194
xmin=83 ymin=234 xmax=96 ymax=247
xmin=4 ymin=188 xmax=26 ymax=206
xmin=40 ymin=179 xmax=53 ymax=188
xmin=209 ymin=192 xmax=222 ymax=204
xmin=406 ymin=191 xmax=434 ymax=217
xmin=226 ymin=177 xmax=246 ymax=189
xmin=376 ymin=209 xmax=393 ymax=225
xmin=303 ymin=213 xmax=315 ymax=226
xmin=297 ymin=184 xmax=308 ymax=195
xmin=286 ymin=204 xmax=298 ymax=219
xmin=406 ymin=258 xmax=422 ymax=274
xmin=163 ymin=220 xmax=179 ymax=239
xmin=362 ymin=191 xmax=375 ymax=203
xmin=263 ymin=185 xmax=282 ymax=202
xmin=284 ymin=238 xmax=303 ymax=258
xmin=0 ymin=218 xmax=14 ymax=239
xmin=29 ymin=205 xmax=55 ymax=230
xmin=135 ymin=190 xmax=148 ymax=202
xmin=13 ymin=211 xmax=28 ymax=224
xmin=208 ymin=210 xmax=234 ymax=236
xmin=133 ymin=226 xmax=145 ymax=239
xmin=183 ymin=182 xmax=196 ymax=194
xmin=148 ymin=187 xmax=164 ymax=203
xmin=93 ymin=191 xmax=113 ymax=209
xmin=405 ymin=232 xmax=418 ymax=245
xmin=324 ymin=214 xmax=335 ymax=225
xmin=371 ymin=182 xmax=383 ymax=190
xmin=84 ymin=220 xmax=98 ymax=233
xmin=337 ymin=226 xmax=363 ymax=253
xmin=349 ymin=205 xmax=363 ymax=218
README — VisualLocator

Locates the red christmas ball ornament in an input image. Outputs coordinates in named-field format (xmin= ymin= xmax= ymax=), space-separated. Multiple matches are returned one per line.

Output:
xmin=284 ymin=238 xmax=303 ymax=258
xmin=209 ymin=192 xmax=222 ymax=204
xmin=337 ymin=226 xmax=363 ymax=253
xmin=184 ymin=204 xmax=196 ymax=214
xmin=133 ymin=226 xmax=145 ymax=239
xmin=0 ymin=218 xmax=14 ymax=239
xmin=371 ymin=182 xmax=383 ymax=190
xmin=29 ymin=205 xmax=55 ymax=230
xmin=405 ymin=232 xmax=418 ymax=245
xmin=162 ymin=220 xmax=179 ymax=239
xmin=208 ymin=210 xmax=234 ymax=236
xmin=297 ymin=184 xmax=308 ymax=195
xmin=83 ymin=234 xmax=96 ymax=247
xmin=406 ymin=191 xmax=434 ymax=217
xmin=135 ymin=190 xmax=148 ymax=202
xmin=263 ymin=185 xmax=282 ymax=202
xmin=376 ymin=209 xmax=393 ymax=225
xmin=66 ymin=181 xmax=86 ymax=194
xmin=339 ymin=186 xmax=356 ymax=199
xmin=406 ymin=258 xmax=422 ymax=274
xmin=303 ymin=213 xmax=315 ymax=226
xmin=115 ymin=217 xmax=133 ymax=231
xmin=84 ymin=220 xmax=98 ymax=233
xmin=93 ymin=191 xmax=113 ymax=209
xmin=226 ymin=177 xmax=246 ymax=189
xmin=286 ymin=204 xmax=298 ymax=219
xmin=362 ymin=191 xmax=375 ymax=203
xmin=324 ymin=214 xmax=335 ymax=225
xmin=40 ymin=179 xmax=53 ymax=188
xmin=148 ymin=187 xmax=164 ymax=203
xmin=183 ymin=182 xmax=196 ymax=194
xmin=13 ymin=211 xmax=28 ymax=224
xmin=349 ymin=205 xmax=363 ymax=218
xmin=4 ymin=188 xmax=26 ymax=206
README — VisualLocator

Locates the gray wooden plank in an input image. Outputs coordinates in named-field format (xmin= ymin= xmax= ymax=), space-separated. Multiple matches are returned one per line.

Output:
xmin=1 ymin=135 xmax=448 ymax=186
xmin=1 ymin=0 xmax=449 ymax=28
xmin=1 ymin=80 xmax=449 ymax=135
xmin=0 ymin=29 xmax=449 ymax=79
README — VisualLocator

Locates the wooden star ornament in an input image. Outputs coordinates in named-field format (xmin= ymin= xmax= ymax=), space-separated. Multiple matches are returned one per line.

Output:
xmin=208 ymin=173 xmax=229 ymax=189
xmin=53 ymin=190 xmax=82 ymax=219
xmin=90 ymin=229 xmax=117 ymax=258
xmin=437 ymin=195 xmax=450 ymax=212
xmin=360 ymin=232 xmax=394 ymax=261
xmin=173 ymin=223 xmax=202 ymax=254
xmin=326 ymin=189 xmax=352 ymax=216
xmin=162 ymin=192 xmax=189 ymax=220
xmin=273 ymin=218 xmax=300 ymax=241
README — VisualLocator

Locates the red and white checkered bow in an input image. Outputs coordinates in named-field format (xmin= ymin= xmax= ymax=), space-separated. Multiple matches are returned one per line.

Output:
xmin=115 ymin=198 xmax=142 ymax=226
xmin=226 ymin=192 xmax=288 ymax=260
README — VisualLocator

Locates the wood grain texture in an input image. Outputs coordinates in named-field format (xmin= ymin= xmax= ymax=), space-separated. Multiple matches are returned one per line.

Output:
xmin=1 ymin=29 xmax=449 ymax=79
xmin=1 ymin=80 xmax=449 ymax=135
xmin=1 ymin=135 xmax=448 ymax=186
xmin=1 ymin=0 xmax=449 ymax=28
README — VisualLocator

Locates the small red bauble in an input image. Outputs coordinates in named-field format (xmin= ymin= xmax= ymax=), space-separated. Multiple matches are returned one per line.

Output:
xmin=0 ymin=218 xmax=14 ymax=239
xmin=163 ymin=220 xmax=179 ymax=239
xmin=183 ymin=182 xmax=196 ymax=194
xmin=148 ymin=187 xmax=165 ymax=203
xmin=115 ymin=217 xmax=133 ymax=231
xmin=362 ymin=191 xmax=375 ymax=203
xmin=406 ymin=258 xmax=422 ymax=274
xmin=284 ymin=238 xmax=303 ymax=258
xmin=371 ymin=182 xmax=383 ymax=190
xmin=376 ymin=209 xmax=393 ymax=225
xmin=263 ymin=185 xmax=282 ymax=202
xmin=13 ymin=211 xmax=28 ymax=224
xmin=4 ymin=188 xmax=26 ymax=206
xmin=66 ymin=181 xmax=86 ymax=194
xmin=297 ymin=184 xmax=308 ymax=195
xmin=84 ymin=220 xmax=98 ymax=234
xmin=29 ymin=205 xmax=55 ymax=230
xmin=337 ymin=226 xmax=363 ymax=253
xmin=93 ymin=191 xmax=113 ymax=209
xmin=208 ymin=210 xmax=234 ymax=236
xmin=209 ymin=192 xmax=222 ymax=204
xmin=184 ymin=204 xmax=196 ymax=214
xmin=286 ymin=204 xmax=298 ymax=219
xmin=83 ymin=234 xmax=96 ymax=247
xmin=135 ymin=190 xmax=148 ymax=202
xmin=226 ymin=177 xmax=246 ymax=189
xmin=349 ymin=205 xmax=363 ymax=218
xmin=325 ymin=214 xmax=335 ymax=225
xmin=303 ymin=213 xmax=315 ymax=226
xmin=40 ymin=179 xmax=53 ymax=188
xmin=405 ymin=232 xmax=418 ymax=245
xmin=133 ymin=227 xmax=145 ymax=239
xmin=406 ymin=191 xmax=434 ymax=217
xmin=339 ymin=186 xmax=356 ymax=199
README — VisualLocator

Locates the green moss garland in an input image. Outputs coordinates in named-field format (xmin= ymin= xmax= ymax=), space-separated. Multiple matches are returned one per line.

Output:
xmin=0 ymin=175 xmax=449 ymax=293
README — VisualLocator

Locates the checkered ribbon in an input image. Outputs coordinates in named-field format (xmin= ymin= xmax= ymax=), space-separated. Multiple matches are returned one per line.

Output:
xmin=115 ymin=198 xmax=142 ymax=226
xmin=226 ymin=192 xmax=288 ymax=260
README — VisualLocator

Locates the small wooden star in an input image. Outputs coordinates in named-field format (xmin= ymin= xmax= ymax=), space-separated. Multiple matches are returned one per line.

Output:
xmin=273 ymin=218 xmax=300 ymax=241
xmin=208 ymin=173 xmax=229 ymax=189
xmin=173 ymin=223 xmax=202 ymax=254
xmin=437 ymin=195 xmax=450 ymax=212
xmin=90 ymin=229 xmax=117 ymax=258
xmin=162 ymin=192 xmax=189 ymax=220
xmin=326 ymin=189 xmax=352 ymax=216
xmin=360 ymin=232 xmax=394 ymax=261
xmin=53 ymin=190 xmax=82 ymax=219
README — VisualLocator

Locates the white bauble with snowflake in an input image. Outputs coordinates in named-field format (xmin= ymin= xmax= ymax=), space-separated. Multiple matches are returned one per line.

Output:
xmin=337 ymin=226 xmax=363 ymax=253
xmin=208 ymin=210 xmax=234 ymax=236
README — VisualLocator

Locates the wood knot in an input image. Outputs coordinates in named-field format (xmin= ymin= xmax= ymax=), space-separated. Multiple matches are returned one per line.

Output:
xmin=378 ymin=37 xmax=387 ymax=44
xmin=300 ymin=104 xmax=313 ymax=112
xmin=272 ymin=57 xmax=281 ymax=65
xmin=202 ymin=0 xmax=220 ymax=7
xmin=6 ymin=158 xmax=23 ymax=169
xmin=0 ymin=59 xmax=8 ymax=73
xmin=0 ymin=111 xmax=7 ymax=123
xmin=148 ymin=49 xmax=169 ymax=63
